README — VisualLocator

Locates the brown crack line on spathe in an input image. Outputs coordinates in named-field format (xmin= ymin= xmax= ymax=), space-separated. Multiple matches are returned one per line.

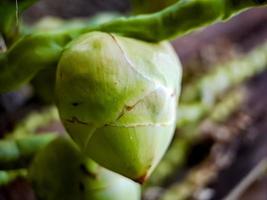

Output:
xmin=115 ymin=99 xmax=145 ymax=121
xmin=113 ymin=89 xmax=176 ymax=126
xmin=114 ymin=86 xmax=167 ymax=121
xmin=108 ymin=33 xmax=176 ymax=124
xmin=66 ymin=116 xmax=88 ymax=125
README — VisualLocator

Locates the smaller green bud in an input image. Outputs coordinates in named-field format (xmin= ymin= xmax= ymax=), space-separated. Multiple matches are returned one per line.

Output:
xmin=29 ymin=137 xmax=141 ymax=200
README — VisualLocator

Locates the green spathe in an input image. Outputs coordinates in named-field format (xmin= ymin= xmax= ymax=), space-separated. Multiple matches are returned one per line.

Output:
xmin=56 ymin=31 xmax=182 ymax=182
xmin=29 ymin=137 xmax=141 ymax=200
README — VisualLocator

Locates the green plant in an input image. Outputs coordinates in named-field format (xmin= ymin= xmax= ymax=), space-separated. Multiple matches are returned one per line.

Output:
xmin=0 ymin=0 xmax=267 ymax=199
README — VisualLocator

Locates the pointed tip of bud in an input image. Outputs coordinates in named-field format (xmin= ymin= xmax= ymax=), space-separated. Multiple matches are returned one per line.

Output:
xmin=134 ymin=173 xmax=148 ymax=184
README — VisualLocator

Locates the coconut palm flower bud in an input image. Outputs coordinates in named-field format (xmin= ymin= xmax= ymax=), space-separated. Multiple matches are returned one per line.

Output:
xmin=29 ymin=137 xmax=141 ymax=200
xmin=55 ymin=31 xmax=182 ymax=182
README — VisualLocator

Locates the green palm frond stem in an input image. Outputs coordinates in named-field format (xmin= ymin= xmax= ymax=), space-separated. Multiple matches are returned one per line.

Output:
xmin=96 ymin=0 xmax=267 ymax=42
xmin=0 ymin=0 xmax=266 ymax=93
xmin=23 ymin=13 xmax=121 ymax=36
xmin=0 ymin=134 xmax=56 ymax=170
xmin=0 ymin=30 xmax=78 ymax=93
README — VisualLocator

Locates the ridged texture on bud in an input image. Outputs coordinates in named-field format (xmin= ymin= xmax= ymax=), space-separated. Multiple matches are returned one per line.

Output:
xmin=29 ymin=137 xmax=141 ymax=200
xmin=56 ymin=31 xmax=182 ymax=182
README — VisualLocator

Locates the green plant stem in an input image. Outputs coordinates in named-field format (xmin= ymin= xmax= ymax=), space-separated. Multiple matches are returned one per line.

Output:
xmin=0 ymin=134 xmax=56 ymax=170
xmin=96 ymin=0 xmax=267 ymax=42
xmin=0 ymin=31 xmax=75 ymax=93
